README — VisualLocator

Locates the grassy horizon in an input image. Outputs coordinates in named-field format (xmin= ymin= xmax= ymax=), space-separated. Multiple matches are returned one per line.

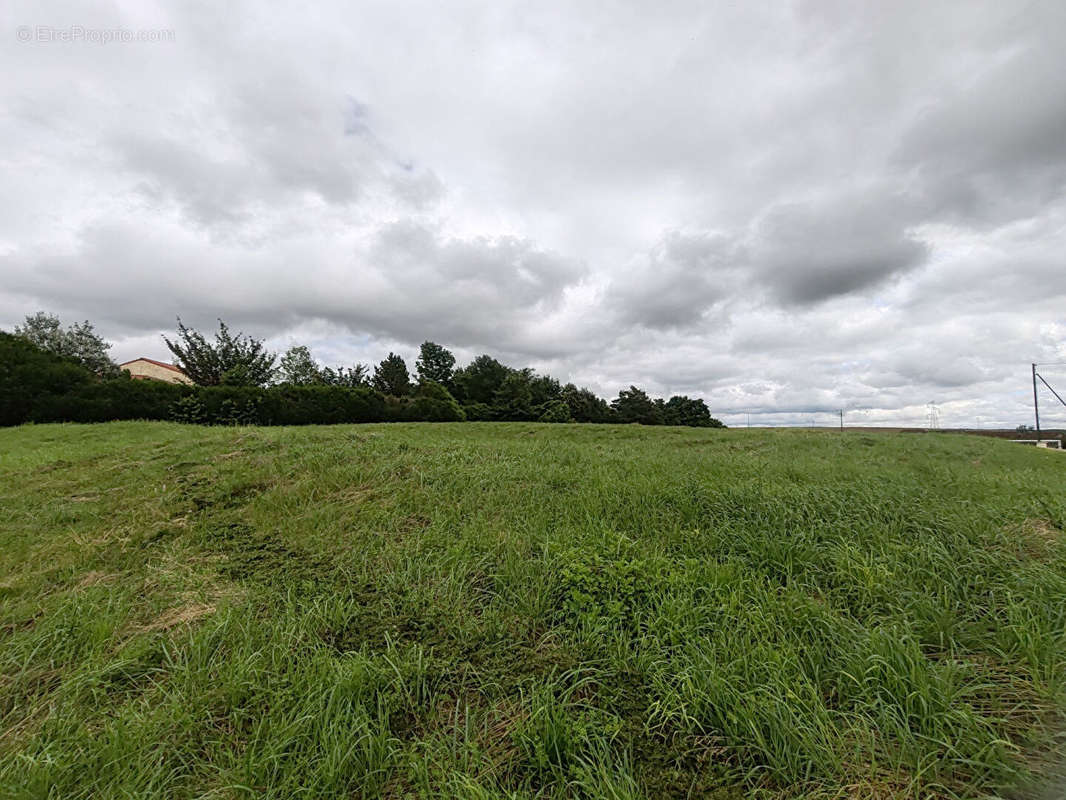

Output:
xmin=1 ymin=422 xmax=1065 ymax=798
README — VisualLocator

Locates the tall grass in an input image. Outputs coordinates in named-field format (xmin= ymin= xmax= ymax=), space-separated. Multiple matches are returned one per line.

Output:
xmin=0 ymin=422 xmax=1064 ymax=798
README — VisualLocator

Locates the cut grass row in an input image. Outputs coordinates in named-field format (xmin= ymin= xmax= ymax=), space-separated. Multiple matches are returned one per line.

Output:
xmin=1 ymin=422 xmax=1065 ymax=798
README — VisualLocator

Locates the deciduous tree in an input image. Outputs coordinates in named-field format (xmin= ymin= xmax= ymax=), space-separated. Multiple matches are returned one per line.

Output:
xmin=493 ymin=370 xmax=535 ymax=420
xmin=415 ymin=341 xmax=456 ymax=387
xmin=453 ymin=355 xmax=510 ymax=405
xmin=164 ymin=318 xmax=276 ymax=387
xmin=15 ymin=312 xmax=118 ymax=376
xmin=320 ymin=364 xmax=369 ymax=387
xmin=611 ymin=386 xmax=661 ymax=425
xmin=278 ymin=345 xmax=321 ymax=385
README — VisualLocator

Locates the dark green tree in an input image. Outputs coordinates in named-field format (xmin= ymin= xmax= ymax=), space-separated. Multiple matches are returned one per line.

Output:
xmin=528 ymin=373 xmax=562 ymax=413
xmin=409 ymin=380 xmax=466 ymax=421
xmin=453 ymin=355 xmax=510 ymax=405
xmin=164 ymin=318 xmax=276 ymax=387
xmin=372 ymin=353 xmax=412 ymax=396
xmin=611 ymin=386 xmax=662 ymax=425
xmin=493 ymin=370 xmax=535 ymax=420
xmin=664 ymin=395 xmax=723 ymax=427
xmin=538 ymin=400 xmax=572 ymax=423
xmin=560 ymin=383 xmax=613 ymax=423
xmin=0 ymin=332 xmax=95 ymax=426
xmin=15 ymin=312 xmax=118 ymax=376
xmin=277 ymin=345 xmax=321 ymax=385
xmin=415 ymin=341 xmax=456 ymax=387
xmin=320 ymin=364 xmax=369 ymax=387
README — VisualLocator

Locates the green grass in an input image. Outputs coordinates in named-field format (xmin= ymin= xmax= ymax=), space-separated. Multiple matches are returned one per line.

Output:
xmin=1 ymin=422 xmax=1065 ymax=799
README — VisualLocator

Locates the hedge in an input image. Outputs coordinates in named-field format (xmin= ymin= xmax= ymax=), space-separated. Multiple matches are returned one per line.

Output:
xmin=169 ymin=385 xmax=386 ymax=426
xmin=0 ymin=336 xmax=473 ymax=426
xmin=16 ymin=381 xmax=390 ymax=427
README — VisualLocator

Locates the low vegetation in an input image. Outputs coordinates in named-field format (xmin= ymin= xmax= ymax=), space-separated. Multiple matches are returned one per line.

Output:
xmin=2 ymin=422 xmax=1065 ymax=798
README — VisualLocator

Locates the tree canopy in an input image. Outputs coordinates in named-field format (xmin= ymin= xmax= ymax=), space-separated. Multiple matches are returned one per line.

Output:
xmin=15 ymin=312 xmax=118 ymax=376
xmin=277 ymin=345 xmax=320 ymax=386
xmin=415 ymin=341 xmax=456 ymax=387
xmin=164 ymin=319 xmax=277 ymax=387
xmin=320 ymin=364 xmax=369 ymax=388
xmin=453 ymin=355 xmax=510 ymax=406
xmin=612 ymin=386 xmax=661 ymax=425
xmin=372 ymin=353 xmax=412 ymax=397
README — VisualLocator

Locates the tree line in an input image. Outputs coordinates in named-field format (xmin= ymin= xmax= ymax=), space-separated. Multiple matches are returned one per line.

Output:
xmin=3 ymin=313 xmax=724 ymax=428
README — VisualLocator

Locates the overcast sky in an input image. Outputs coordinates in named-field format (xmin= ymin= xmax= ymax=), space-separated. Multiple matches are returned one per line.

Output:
xmin=3 ymin=1 xmax=1066 ymax=427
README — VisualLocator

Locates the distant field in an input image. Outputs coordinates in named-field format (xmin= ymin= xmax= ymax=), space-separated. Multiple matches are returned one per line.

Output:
xmin=2 ymin=422 xmax=1065 ymax=799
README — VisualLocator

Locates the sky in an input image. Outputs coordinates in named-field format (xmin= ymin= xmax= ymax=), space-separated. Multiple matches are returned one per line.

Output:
xmin=3 ymin=0 xmax=1066 ymax=428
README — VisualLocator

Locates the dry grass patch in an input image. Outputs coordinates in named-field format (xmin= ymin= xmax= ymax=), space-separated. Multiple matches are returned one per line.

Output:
xmin=139 ymin=602 xmax=217 ymax=632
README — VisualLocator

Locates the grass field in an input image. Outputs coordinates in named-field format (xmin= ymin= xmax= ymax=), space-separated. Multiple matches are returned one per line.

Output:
xmin=2 ymin=422 xmax=1065 ymax=799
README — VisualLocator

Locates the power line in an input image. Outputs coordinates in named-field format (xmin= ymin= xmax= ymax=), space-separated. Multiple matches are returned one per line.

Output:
xmin=1037 ymin=373 xmax=1066 ymax=408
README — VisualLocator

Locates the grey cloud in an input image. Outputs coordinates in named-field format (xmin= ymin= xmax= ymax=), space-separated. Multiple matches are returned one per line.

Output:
xmin=608 ymin=190 xmax=929 ymax=329
xmin=607 ymin=231 xmax=737 ymax=329
xmin=2 ymin=216 xmax=588 ymax=358
xmin=110 ymin=88 xmax=437 ymax=229
xmin=748 ymin=193 xmax=929 ymax=306
xmin=365 ymin=219 xmax=587 ymax=326
xmin=896 ymin=31 xmax=1066 ymax=226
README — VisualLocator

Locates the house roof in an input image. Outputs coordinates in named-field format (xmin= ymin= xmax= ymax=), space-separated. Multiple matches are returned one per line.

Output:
xmin=119 ymin=357 xmax=187 ymax=375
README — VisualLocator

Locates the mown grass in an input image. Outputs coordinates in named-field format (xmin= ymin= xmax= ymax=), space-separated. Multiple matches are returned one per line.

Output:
xmin=1 ymin=422 xmax=1065 ymax=799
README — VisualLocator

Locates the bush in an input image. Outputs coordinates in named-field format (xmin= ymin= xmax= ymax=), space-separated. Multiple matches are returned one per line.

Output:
xmin=407 ymin=381 xmax=465 ymax=422
xmin=0 ymin=333 xmax=94 ymax=425
xmin=175 ymin=385 xmax=387 ymax=426
xmin=169 ymin=394 xmax=207 ymax=424
xmin=32 ymin=377 xmax=189 ymax=423
xmin=267 ymin=385 xmax=385 ymax=425
xmin=552 ymin=548 xmax=667 ymax=630
xmin=538 ymin=401 xmax=572 ymax=423
xmin=189 ymin=386 xmax=265 ymax=425
xmin=462 ymin=402 xmax=493 ymax=421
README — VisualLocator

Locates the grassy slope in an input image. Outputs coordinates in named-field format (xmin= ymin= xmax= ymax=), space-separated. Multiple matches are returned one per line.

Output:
xmin=1 ymin=422 xmax=1065 ymax=799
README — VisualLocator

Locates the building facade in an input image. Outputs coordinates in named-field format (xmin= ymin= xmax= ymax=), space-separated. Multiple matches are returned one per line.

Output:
xmin=119 ymin=358 xmax=192 ymax=385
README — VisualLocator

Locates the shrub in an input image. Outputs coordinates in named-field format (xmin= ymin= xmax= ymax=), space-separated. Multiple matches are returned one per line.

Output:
xmin=169 ymin=394 xmax=207 ymax=424
xmin=31 ymin=377 xmax=189 ymax=423
xmin=407 ymin=381 xmax=465 ymax=422
xmin=171 ymin=385 xmax=387 ymax=426
xmin=552 ymin=547 xmax=668 ymax=629
xmin=462 ymin=402 xmax=493 ymax=421
xmin=268 ymin=385 xmax=385 ymax=425
xmin=538 ymin=401 xmax=572 ymax=423
xmin=0 ymin=332 xmax=95 ymax=425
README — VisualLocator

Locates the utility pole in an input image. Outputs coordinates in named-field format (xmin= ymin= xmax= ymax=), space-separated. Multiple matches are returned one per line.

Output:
xmin=839 ymin=409 xmax=843 ymax=431
xmin=1032 ymin=363 xmax=1041 ymax=442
